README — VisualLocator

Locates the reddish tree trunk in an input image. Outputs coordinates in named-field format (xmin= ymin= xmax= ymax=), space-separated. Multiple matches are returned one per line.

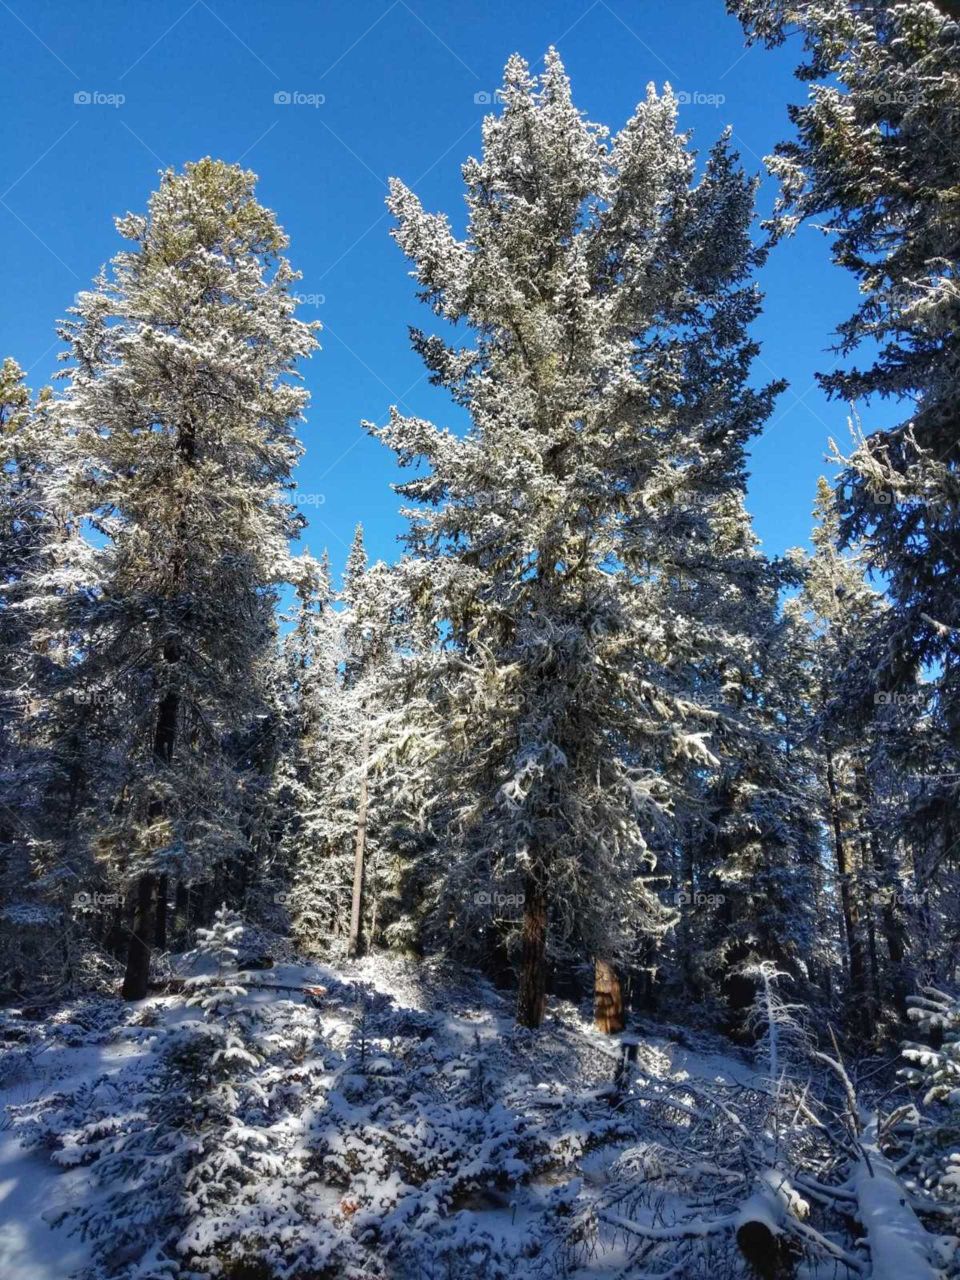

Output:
xmin=516 ymin=876 xmax=547 ymax=1029
xmin=594 ymin=958 xmax=625 ymax=1033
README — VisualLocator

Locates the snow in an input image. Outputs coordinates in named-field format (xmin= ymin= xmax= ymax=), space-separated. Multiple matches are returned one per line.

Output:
xmin=2 ymin=958 xmax=954 ymax=1280
xmin=0 ymin=955 xmax=763 ymax=1280
xmin=851 ymin=1114 xmax=941 ymax=1280
xmin=0 ymin=1006 xmax=148 ymax=1279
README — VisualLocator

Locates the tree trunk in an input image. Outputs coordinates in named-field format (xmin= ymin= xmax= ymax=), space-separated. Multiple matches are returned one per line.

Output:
xmin=155 ymin=872 xmax=169 ymax=952
xmin=594 ymin=958 xmax=625 ymax=1033
xmin=826 ymin=754 xmax=867 ymax=1012
xmin=677 ymin=841 xmax=697 ymax=992
xmin=173 ymin=878 xmax=189 ymax=946
xmin=347 ymin=725 xmax=370 ymax=959
xmin=121 ymin=872 xmax=157 ymax=1000
xmin=516 ymin=875 xmax=547 ymax=1029
xmin=735 ymin=1169 xmax=805 ymax=1279
xmin=855 ymin=762 xmax=908 ymax=1009
xmin=121 ymin=669 xmax=179 ymax=1000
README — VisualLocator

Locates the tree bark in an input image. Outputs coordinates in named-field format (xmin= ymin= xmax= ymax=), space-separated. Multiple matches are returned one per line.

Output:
xmin=121 ymin=872 xmax=158 ymax=1000
xmin=516 ymin=875 xmax=547 ymax=1029
xmin=594 ymin=958 xmax=625 ymax=1033
xmin=155 ymin=872 xmax=169 ymax=952
xmin=854 ymin=762 xmax=909 ymax=1009
xmin=347 ymin=724 xmax=370 ymax=958
xmin=121 ymin=659 xmax=179 ymax=999
xmin=826 ymin=754 xmax=867 ymax=1012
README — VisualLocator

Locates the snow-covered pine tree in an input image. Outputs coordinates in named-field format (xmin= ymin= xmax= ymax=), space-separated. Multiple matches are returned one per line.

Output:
xmin=340 ymin=526 xmax=416 ymax=958
xmin=901 ymin=986 xmax=960 ymax=1216
xmin=670 ymin=514 xmax=825 ymax=1026
xmin=279 ymin=552 xmax=356 ymax=952
xmin=729 ymin=0 xmax=960 ymax=999
xmin=343 ymin=525 xmax=373 ymax=957
xmin=369 ymin=51 xmax=785 ymax=1028
xmin=784 ymin=479 xmax=887 ymax=1026
xmin=0 ymin=359 xmax=58 ymax=991
xmin=0 ymin=359 xmax=106 ymax=996
xmin=0 ymin=358 xmax=38 ymax=900
xmin=282 ymin=529 xmax=436 ymax=958
xmin=50 ymin=158 xmax=319 ymax=998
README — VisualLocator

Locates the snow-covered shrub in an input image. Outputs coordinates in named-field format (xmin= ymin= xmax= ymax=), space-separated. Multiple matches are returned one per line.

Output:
xmin=901 ymin=987 xmax=960 ymax=1212
xmin=11 ymin=909 xmax=307 ymax=1279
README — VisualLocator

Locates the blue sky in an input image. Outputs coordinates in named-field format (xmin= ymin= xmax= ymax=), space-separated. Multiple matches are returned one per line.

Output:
xmin=0 ymin=0 xmax=894 ymax=582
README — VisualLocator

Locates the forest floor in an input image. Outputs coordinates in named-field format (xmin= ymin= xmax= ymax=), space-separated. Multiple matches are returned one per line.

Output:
xmin=0 ymin=952 xmax=840 ymax=1279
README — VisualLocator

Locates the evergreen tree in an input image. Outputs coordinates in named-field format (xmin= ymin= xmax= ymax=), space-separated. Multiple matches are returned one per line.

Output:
xmin=369 ymin=51 xmax=785 ymax=1027
xmin=0 ymin=358 xmax=39 ymax=897
xmin=280 ymin=553 xmax=355 ymax=952
xmin=664 ymin=490 xmax=824 ymax=1026
xmin=901 ymin=986 xmax=960 ymax=1212
xmin=48 ymin=158 xmax=318 ymax=998
xmin=0 ymin=360 xmax=105 ymax=995
xmin=283 ymin=532 xmax=434 ymax=959
xmin=785 ymin=479 xmax=887 ymax=1026
xmin=729 ymin=0 xmax=960 ymax=989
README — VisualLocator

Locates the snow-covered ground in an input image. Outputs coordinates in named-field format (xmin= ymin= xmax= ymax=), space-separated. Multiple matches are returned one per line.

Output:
xmin=0 ymin=962 xmax=762 ymax=1280
xmin=0 ymin=1002 xmax=148 ymax=1278
xmin=0 ymin=955 xmax=907 ymax=1279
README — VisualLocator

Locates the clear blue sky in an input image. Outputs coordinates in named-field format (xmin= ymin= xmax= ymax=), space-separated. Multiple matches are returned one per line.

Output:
xmin=0 ymin=0 xmax=893 ymax=581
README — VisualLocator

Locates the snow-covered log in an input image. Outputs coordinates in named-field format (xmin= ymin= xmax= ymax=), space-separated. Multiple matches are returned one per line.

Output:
xmin=850 ymin=1114 xmax=942 ymax=1280
xmin=735 ymin=1169 xmax=808 ymax=1277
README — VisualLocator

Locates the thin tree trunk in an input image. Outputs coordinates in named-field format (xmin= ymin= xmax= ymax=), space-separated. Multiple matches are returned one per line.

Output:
xmin=155 ymin=873 xmax=169 ymax=952
xmin=863 ymin=857 xmax=882 ymax=1009
xmin=633 ymin=937 xmax=658 ymax=1012
xmin=121 ymin=670 xmax=179 ymax=999
xmin=855 ymin=762 xmax=908 ymax=1008
xmin=678 ymin=840 xmax=696 ymax=992
xmin=175 ymin=877 xmax=189 ymax=918
xmin=347 ymin=725 xmax=370 ymax=959
xmin=594 ymin=958 xmax=625 ymax=1033
xmin=516 ymin=875 xmax=547 ymax=1029
xmin=826 ymin=754 xmax=867 ymax=1008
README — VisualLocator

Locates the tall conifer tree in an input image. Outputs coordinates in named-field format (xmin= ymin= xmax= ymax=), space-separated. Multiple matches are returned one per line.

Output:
xmin=370 ymin=52 xmax=784 ymax=1027
xmin=51 ymin=159 xmax=318 ymax=997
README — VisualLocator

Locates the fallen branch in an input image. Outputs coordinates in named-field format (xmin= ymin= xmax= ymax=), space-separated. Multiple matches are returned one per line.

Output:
xmin=850 ymin=1114 xmax=942 ymax=1280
